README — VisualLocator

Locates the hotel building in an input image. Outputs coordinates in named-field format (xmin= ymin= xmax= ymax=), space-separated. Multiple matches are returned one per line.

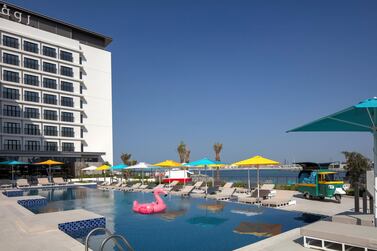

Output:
xmin=0 ymin=2 xmax=113 ymax=177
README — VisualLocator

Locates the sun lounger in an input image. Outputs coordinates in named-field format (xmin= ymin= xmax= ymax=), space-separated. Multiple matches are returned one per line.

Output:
xmin=171 ymin=185 xmax=195 ymax=196
xmin=133 ymin=184 xmax=149 ymax=192
xmin=38 ymin=178 xmax=53 ymax=186
xmin=53 ymin=177 xmax=67 ymax=185
xmin=206 ymin=188 xmax=236 ymax=200
xmin=164 ymin=181 xmax=179 ymax=193
xmin=218 ymin=182 xmax=233 ymax=191
xmin=121 ymin=183 xmax=141 ymax=192
xmin=301 ymin=220 xmax=377 ymax=251
xmin=144 ymin=184 xmax=165 ymax=193
xmin=16 ymin=179 xmax=30 ymax=188
xmin=237 ymin=189 xmax=271 ymax=204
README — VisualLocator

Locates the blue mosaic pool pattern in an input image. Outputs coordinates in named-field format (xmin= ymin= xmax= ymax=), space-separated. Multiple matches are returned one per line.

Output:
xmin=2 ymin=189 xmax=23 ymax=197
xmin=58 ymin=217 xmax=106 ymax=238
xmin=17 ymin=198 xmax=47 ymax=207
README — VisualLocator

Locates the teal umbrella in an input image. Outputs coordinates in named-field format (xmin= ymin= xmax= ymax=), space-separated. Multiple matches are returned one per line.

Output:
xmin=0 ymin=160 xmax=30 ymax=186
xmin=288 ymin=97 xmax=377 ymax=226
xmin=185 ymin=158 xmax=225 ymax=194
xmin=112 ymin=164 xmax=128 ymax=170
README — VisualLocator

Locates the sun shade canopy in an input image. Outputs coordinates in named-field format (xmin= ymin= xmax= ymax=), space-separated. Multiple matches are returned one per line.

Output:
xmin=232 ymin=155 xmax=279 ymax=166
xmin=96 ymin=164 xmax=111 ymax=171
xmin=34 ymin=160 xmax=64 ymax=165
xmin=184 ymin=158 xmax=225 ymax=168
xmin=288 ymin=98 xmax=377 ymax=133
xmin=154 ymin=160 xmax=182 ymax=167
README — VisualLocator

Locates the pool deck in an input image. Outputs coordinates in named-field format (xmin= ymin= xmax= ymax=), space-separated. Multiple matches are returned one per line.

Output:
xmin=235 ymin=190 xmax=360 ymax=251
xmin=0 ymin=189 xmax=103 ymax=251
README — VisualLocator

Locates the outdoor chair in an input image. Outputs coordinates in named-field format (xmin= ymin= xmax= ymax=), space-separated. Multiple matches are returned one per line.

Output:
xmin=206 ymin=188 xmax=236 ymax=200
xmin=260 ymin=191 xmax=295 ymax=207
xmin=53 ymin=177 xmax=67 ymax=186
xmin=37 ymin=178 xmax=53 ymax=186
xmin=16 ymin=179 xmax=30 ymax=188
xmin=171 ymin=185 xmax=195 ymax=196
xmin=133 ymin=184 xmax=149 ymax=192
xmin=121 ymin=183 xmax=141 ymax=192
xmin=144 ymin=183 xmax=165 ymax=193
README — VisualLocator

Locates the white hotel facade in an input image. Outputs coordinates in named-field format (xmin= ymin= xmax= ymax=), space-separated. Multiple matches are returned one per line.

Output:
xmin=0 ymin=2 xmax=113 ymax=176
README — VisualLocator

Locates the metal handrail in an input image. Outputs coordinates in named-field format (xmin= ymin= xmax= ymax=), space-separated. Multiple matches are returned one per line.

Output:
xmin=100 ymin=234 xmax=134 ymax=251
xmin=85 ymin=227 xmax=125 ymax=251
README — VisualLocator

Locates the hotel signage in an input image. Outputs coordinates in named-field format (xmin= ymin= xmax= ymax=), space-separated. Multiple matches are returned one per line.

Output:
xmin=0 ymin=4 xmax=31 ymax=25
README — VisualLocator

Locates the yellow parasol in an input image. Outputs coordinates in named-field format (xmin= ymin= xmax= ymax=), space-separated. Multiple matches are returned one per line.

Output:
xmin=34 ymin=159 xmax=64 ymax=182
xmin=154 ymin=160 xmax=182 ymax=167
xmin=232 ymin=155 xmax=279 ymax=202
xmin=96 ymin=164 xmax=111 ymax=171
xmin=154 ymin=160 xmax=182 ymax=185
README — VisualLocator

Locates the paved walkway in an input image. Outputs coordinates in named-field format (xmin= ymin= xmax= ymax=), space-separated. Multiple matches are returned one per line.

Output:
xmin=235 ymin=190 xmax=361 ymax=251
xmin=0 ymin=192 xmax=103 ymax=251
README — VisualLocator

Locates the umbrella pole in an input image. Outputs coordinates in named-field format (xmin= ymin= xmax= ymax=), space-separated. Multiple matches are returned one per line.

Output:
xmin=11 ymin=165 xmax=14 ymax=187
xmin=205 ymin=165 xmax=208 ymax=196
xmin=257 ymin=165 xmax=260 ymax=203
xmin=247 ymin=169 xmax=250 ymax=193
xmin=373 ymin=129 xmax=377 ymax=227
xmin=142 ymin=170 xmax=144 ymax=185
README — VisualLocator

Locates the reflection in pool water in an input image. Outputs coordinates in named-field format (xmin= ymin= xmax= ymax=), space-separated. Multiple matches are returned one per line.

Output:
xmin=233 ymin=222 xmax=282 ymax=237
xmin=25 ymin=187 xmax=322 ymax=251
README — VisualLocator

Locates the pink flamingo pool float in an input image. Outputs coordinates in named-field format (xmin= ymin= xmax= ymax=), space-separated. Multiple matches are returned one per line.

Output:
xmin=133 ymin=187 xmax=168 ymax=214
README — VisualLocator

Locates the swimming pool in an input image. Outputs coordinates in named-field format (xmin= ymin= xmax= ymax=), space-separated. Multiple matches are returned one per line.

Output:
xmin=25 ymin=187 xmax=321 ymax=251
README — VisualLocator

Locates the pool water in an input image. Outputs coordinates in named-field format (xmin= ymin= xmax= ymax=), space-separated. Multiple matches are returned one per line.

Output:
xmin=25 ymin=187 xmax=321 ymax=251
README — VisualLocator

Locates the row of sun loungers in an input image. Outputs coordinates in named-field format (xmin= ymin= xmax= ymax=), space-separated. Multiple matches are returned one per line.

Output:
xmin=14 ymin=177 xmax=68 ymax=188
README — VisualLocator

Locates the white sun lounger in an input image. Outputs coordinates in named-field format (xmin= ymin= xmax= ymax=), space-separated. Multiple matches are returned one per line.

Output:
xmin=53 ymin=177 xmax=67 ymax=186
xmin=121 ymin=183 xmax=141 ymax=192
xmin=133 ymin=184 xmax=149 ymax=192
xmin=206 ymin=188 xmax=236 ymax=200
xmin=16 ymin=179 xmax=30 ymax=188
xmin=38 ymin=178 xmax=53 ymax=186
xmin=171 ymin=185 xmax=195 ymax=196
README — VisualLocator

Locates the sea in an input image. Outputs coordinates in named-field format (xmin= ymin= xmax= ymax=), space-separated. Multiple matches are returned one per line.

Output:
xmin=193 ymin=169 xmax=347 ymax=185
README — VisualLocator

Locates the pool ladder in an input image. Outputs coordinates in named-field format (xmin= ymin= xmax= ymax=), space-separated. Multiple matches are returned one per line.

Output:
xmin=85 ymin=227 xmax=134 ymax=251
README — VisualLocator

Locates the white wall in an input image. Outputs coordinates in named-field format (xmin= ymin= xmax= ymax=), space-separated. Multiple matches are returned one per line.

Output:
xmin=80 ymin=44 xmax=113 ymax=163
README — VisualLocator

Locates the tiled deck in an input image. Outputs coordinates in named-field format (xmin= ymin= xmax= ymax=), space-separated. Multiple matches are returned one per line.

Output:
xmin=0 ymin=189 xmax=104 ymax=251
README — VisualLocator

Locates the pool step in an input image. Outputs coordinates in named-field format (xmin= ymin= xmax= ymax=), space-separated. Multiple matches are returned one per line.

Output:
xmin=85 ymin=227 xmax=134 ymax=251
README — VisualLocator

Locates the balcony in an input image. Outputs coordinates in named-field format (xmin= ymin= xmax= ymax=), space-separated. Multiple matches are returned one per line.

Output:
xmin=3 ymin=127 xmax=21 ymax=134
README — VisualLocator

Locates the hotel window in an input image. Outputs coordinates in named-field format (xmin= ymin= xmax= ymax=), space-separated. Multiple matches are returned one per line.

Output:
xmin=61 ymin=66 xmax=73 ymax=77
xmin=43 ymin=94 xmax=57 ymax=105
xmin=3 ymin=122 xmax=21 ymax=134
xmin=24 ymin=41 xmax=39 ymax=53
xmin=80 ymin=71 xmax=82 ymax=79
xmin=43 ymin=110 xmax=57 ymax=120
xmin=24 ymin=107 xmax=39 ymax=119
xmin=24 ymin=91 xmax=39 ymax=102
xmin=80 ymin=114 xmax=83 ymax=123
xmin=45 ymin=141 xmax=58 ymax=151
xmin=3 ymin=139 xmax=21 ymax=151
xmin=43 ymin=78 xmax=57 ymax=89
xmin=24 ymin=74 xmax=39 ymax=86
xmin=24 ymin=57 xmax=39 ymax=70
xmin=79 ymin=56 xmax=82 ymax=65
xmin=25 ymin=141 xmax=40 ymax=151
xmin=3 ymin=105 xmax=21 ymax=117
xmin=3 ymin=87 xmax=19 ymax=100
xmin=62 ymin=142 xmax=74 ymax=152
xmin=61 ymin=81 xmax=73 ymax=92
xmin=3 ymin=70 xmax=20 ymax=83
xmin=80 ymin=84 xmax=83 ymax=94
xmin=3 ymin=35 xmax=19 ymax=49
xmin=42 ymin=46 xmax=56 ymax=58
xmin=61 ymin=127 xmax=74 ymax=137
xmin=60 ymin=51 xmax=73 ymax=62
xmin=61 ymin=97 xmax=74 ymax=107
xmin=3 ymin=53 xmax=19 ymax=66
xmin=43 ymin=62 xmax=57 ymax=74
xmin=24 ymin=124 xmax=40 ymax=135
xmin=44 ymin=125 xmax=58 ymax=136
xmin=61 ymin=112 xmax=74 ymax=122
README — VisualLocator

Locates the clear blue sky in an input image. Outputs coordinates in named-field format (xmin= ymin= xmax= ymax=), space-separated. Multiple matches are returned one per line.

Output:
xmin=8 ymin=0 xmax=377 ymax=164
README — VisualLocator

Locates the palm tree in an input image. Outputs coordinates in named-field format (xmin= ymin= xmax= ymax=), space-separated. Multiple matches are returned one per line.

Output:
xmin=213 ymin=143 xmax=223 ymax=187
xmin=177 ymin=141 xmax=186 ymax=163
xmin=184 ymin=147 xmax=191 ymax=163
xmin=120 ymin=153 xmax=132 ymax=165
